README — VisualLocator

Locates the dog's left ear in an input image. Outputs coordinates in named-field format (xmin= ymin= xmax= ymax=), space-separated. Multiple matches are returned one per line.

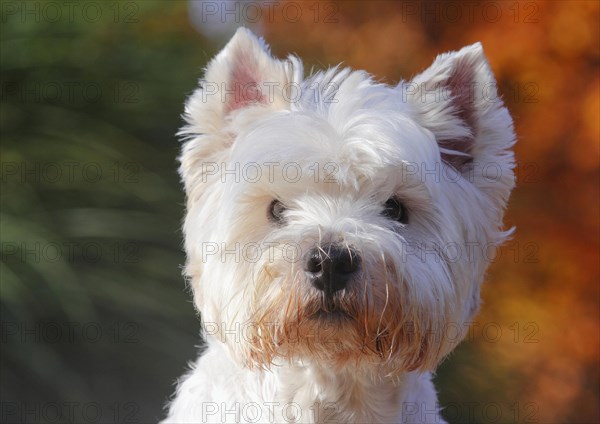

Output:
xmin=182 ymin=27 xmax=297 ymax=136
xmin=406 ymin=43 xmax=515 ymax=205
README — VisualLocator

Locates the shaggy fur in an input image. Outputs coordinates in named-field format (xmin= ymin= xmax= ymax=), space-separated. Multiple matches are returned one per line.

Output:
xmin=163 ymin=28 xmax=515 ymax=423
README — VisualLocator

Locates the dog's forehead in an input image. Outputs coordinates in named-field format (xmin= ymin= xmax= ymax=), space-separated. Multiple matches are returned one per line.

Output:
xmin=230 ymin=107 xmax=440 ymax=187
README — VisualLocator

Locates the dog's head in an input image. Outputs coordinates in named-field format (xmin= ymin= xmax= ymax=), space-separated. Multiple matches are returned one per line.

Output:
xmin=179 ymin=28 xmax=515 ymax=374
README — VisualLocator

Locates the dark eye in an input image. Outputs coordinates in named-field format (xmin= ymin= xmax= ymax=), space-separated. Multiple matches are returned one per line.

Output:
xmin=268 ymin=199 xmax=287 ymax=224
xmin=382 ymin=197 xmax=408 ymax=224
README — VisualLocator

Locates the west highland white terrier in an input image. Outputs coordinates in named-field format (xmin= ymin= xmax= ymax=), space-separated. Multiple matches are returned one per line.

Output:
xmin=163 ymin=28 xmax=515 ymax=423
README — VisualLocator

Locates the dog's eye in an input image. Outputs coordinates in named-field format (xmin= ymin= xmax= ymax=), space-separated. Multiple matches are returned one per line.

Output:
xmin=382 ymin=197 xmax=408 ymax=224
xmin=268 ymin=199 xmax=287 ymax=224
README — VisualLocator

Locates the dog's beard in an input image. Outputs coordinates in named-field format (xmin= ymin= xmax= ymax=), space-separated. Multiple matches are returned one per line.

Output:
xmin=242 ymin=254 xmax=446 ymax=375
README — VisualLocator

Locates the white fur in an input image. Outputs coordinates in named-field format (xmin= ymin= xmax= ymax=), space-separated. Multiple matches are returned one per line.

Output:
xmin=163 ymin=28 xmax=515 ymax=423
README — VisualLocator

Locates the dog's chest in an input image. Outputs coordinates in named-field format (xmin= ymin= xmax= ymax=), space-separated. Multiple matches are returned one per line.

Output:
xmin=272 ymin=364 xmax=408 ymax=423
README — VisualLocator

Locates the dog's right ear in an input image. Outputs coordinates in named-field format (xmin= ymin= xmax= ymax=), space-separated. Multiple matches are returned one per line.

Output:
xmin=181 ymin=27 xmax=297 ymax=137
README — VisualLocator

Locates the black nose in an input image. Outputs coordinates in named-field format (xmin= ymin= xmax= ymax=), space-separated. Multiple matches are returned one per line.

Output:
xmin=305 ymin=244 xmax=361 ymax=295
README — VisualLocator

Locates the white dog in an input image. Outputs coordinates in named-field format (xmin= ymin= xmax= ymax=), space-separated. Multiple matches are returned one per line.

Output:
xmin=163 ymin=28 xmax=515 ymax=423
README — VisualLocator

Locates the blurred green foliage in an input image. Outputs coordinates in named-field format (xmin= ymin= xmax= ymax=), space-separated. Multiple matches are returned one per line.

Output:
xmin=0 ymin=2 xmax=216 ymax=421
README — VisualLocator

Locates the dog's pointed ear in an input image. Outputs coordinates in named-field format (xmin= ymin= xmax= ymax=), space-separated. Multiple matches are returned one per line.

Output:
xmin=182 ymin=27 xmax=296 ymax=136
xmin=406 ymin=44 xmax=515 ymax=194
